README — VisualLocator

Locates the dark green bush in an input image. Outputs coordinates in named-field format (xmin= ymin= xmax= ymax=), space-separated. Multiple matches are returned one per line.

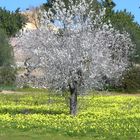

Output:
xmin=103 ymin=66 xmax=140 ymax=92
xmin=120 ymin=66 xmax=140 ymax=91
xmin=0 ymin=28 xmax=16 ymax=88
xmin=0 ymin=67 xmax=16 ymax=86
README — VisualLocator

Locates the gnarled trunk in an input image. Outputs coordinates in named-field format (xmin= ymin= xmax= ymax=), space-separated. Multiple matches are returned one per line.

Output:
xmin=69 ymin=81 xmax=78 ymax=116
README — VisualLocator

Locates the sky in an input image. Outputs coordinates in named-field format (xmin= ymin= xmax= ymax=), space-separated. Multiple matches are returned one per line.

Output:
xmin=114 ymin=0 xmax=140 ymax=24
xmin=0 ymin=0 xmax=47 ymax=11
xmin=0 ymin=0 xmax=140 ymax=24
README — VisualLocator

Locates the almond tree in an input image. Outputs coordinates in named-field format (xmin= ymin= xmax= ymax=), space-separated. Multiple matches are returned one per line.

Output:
xmin=15 ymin=0 xmax=134 ymax=115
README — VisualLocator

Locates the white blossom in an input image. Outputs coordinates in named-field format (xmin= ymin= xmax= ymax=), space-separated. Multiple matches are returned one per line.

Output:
xmin=15 ymin=0 xmax=134 ymax=92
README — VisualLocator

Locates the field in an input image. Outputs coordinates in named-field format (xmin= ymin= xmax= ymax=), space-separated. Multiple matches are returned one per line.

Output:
xmin=0 ymin=89 xmax=140 ymax=140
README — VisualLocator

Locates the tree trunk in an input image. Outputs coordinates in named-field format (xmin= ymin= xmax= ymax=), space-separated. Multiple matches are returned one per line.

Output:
xmin=69 ymin=81 xmax=78 ymax=116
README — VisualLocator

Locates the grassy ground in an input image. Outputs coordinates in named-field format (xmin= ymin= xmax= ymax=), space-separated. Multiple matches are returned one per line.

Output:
xmin=0 ymin=128 xmax=94 ymax=140
xmin=0 ymin=89 xmax=140 ymax=140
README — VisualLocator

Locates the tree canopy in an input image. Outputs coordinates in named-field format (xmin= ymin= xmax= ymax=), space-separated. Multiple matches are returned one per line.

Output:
xmin=0 ymin=29 xmax=13 ymax=66
xmin=15 ymin=0 xmax=134 ymax=115
xmin=106 ymin=10 xmax=140 ymax=63
xmin=0 ymin=7 xmax=26 ymax=37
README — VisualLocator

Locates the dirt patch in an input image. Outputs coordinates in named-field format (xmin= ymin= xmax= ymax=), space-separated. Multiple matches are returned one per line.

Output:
xmin=0 ymin=90 xmax=22 ymax=94
xmin=0 ymin=90 xmax=140 ymax=96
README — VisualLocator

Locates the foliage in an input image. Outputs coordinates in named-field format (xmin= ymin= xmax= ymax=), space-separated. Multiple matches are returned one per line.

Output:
xmin=95 ymin=0 xmax=140 ymax=91
xmin=101 ymin=0 xmax=140 ymax=64
xmin=0 ymin=7 xmax=26 ymax=37
xmin=0 ymin=7 xmax=24 ymax=86
xmin=0 ymin=67 xmax=16 ymax=86
xmin=15 ymin=0 xmax=134 ymax=115
xmin=42 ymin=0 xmax=100 ymax=13
xmin=101 ymin=0 xmax=116 ymax=9
xmin=120 ymin=66 xmax=140 ymax=91
xmin=111 ymin=10 xmax=140 ymax=63
xmin=0 ymin=29 xmax=16 ymax=86
xmin=0 ymin=92 xmax=139 ymax=140
xmin=37 ymin=0 xmax=140 ymax=65
xmin=16 ymin=0 xmax=133 ymax=90
xmin=0 ymin=29 xmax=13 ymax=66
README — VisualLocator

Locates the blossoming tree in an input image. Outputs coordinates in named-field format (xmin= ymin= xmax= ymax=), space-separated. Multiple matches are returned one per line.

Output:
xmin=15 ymin=0 xmax=134 ymax=115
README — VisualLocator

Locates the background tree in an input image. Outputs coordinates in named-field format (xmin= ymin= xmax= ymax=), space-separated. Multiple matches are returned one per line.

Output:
xmin=0 ymin=7 xmax=26 ymax=37
xmin=0 ymin=29 xmax=16 ymax=86
xmin=42 ymin=0 xmax=140 ymax=63
xmin=100 ymin=0 xmax=140 ymax=64
xmin=42 ymin=0 xmax=100 ymax=12
xmin=107 ymin=10 xmax=140 ymax=64
xmin=0 ymin=7 xmax=26 ymax=88
xmin=16 ymin=0 xmax=134 ymax=115
xmin=96 ymin=0 xmax=140 ymax=91
xmin=42 ymin=0 xmax=101 ymax=27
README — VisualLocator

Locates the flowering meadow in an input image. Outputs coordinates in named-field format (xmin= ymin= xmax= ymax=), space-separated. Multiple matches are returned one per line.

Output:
xmin=0 ymin=91 xmax=140 ymax=140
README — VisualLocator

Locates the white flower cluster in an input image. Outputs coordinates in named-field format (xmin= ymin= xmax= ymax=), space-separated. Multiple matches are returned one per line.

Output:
xmin=15 ymin=0 xmax=134 ymax=91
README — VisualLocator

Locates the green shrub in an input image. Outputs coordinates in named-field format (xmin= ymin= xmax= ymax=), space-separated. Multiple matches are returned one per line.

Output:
xmin=0 ymin=66 xmax=16 ymax=86
xmin=103 ymin=66 xmax=140 ymax=92
xmin=120 ymin=66 xmax=140 ymax=91
xmin=0 ymin=29 xmax=16 ymax=88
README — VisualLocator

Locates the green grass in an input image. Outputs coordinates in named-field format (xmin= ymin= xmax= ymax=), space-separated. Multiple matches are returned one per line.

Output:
xmin=0 ymin=128 xmax=94 ymax=140
xmin=0 ymin=90 xmax=140 ymax=140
